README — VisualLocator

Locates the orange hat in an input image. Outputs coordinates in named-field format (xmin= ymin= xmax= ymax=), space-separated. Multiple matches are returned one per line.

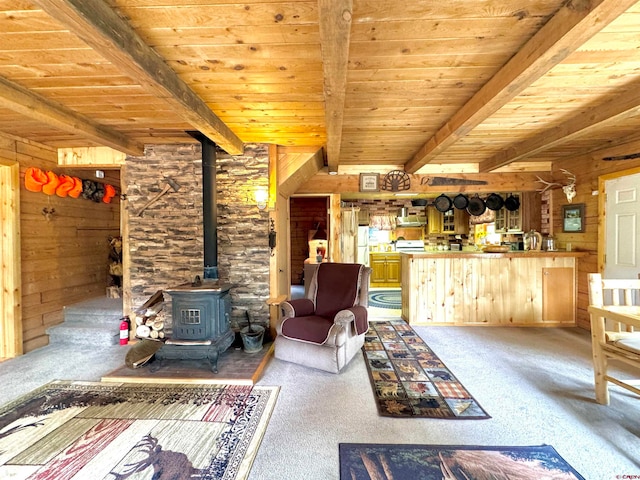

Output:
xmin=68 ymin=177 xmax=83 ymax=198
xmin=42 ymin=171 xmax=60 ymax=195
xmin=103 ymin=184 xmax=116 ymax=203
xmin=24 ymin=167 xmax=48 ymax=192
xmin=56 ymin=174 xmax=74 ymax=197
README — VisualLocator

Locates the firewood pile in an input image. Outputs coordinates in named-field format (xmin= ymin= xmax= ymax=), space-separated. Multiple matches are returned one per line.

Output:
xmin=133 ymin=290 xmax=167 ymax=341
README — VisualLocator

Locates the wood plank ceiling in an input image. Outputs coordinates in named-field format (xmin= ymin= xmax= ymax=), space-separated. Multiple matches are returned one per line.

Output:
xmin=1 ymin=0 xmax=640 ymax=177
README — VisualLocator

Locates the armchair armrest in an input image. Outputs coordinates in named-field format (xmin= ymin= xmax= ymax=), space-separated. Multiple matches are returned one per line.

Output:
xmin=334 ymin=305 xmax=368 ymax=335
xmin=281 ymin=298 xmax=315 ymax=319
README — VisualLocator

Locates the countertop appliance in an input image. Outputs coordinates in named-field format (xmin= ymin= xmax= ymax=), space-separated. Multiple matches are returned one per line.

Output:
xmin=395 ymin=239 xmax=425 ymax=253
xmin=357 ymin=226 xmax=369 ymax=266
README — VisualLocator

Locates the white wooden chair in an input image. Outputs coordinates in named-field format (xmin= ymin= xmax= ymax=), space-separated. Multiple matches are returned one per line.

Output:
xmin=587 ymin=273 xmax=640 ymax=405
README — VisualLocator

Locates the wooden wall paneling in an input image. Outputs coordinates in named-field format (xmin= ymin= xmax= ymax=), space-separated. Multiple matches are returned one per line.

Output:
xmin=551 ymin=156 xmax=640 ymax=330
xmin=329 ymin=194 xmax=342 ymax=262
xmin=57 ymin=146 xmax=126 ymax=167
xmin=5 ymin=133 xmax=121 ymax=353
xmin=0 ymin=160 xmax=22 ymax=358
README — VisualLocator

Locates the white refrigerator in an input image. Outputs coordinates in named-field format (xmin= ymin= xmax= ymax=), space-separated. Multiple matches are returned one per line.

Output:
xmin=357 ymin=226 xmax=369 ymax=266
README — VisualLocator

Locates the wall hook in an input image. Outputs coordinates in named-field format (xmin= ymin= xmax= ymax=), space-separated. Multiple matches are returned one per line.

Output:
xmin=42 ymin=207 xmax=56 ymax=221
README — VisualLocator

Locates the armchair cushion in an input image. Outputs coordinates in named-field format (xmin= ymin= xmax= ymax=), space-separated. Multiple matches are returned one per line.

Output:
xmin=282 ymin=315 xmax=334 ymax=344
xmin=315 ymin=263 xmax=364 ymax=319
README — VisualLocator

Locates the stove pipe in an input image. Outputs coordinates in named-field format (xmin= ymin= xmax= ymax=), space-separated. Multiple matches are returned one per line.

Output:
xmin=189 ymin=132 xmax=218 ymax=279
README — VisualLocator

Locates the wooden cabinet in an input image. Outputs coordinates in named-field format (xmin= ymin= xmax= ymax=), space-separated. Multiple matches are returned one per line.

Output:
xmin=370 ymin=253 xmax=401 ymax=287
xmin=427 ymin=207 xmax=469 ymax=235
xmin=427 ymin=207 xmax=442 ymax=234
xmin=542 ymin=267 xmax=575 ymax=322
xmin=494 ymin=192 xmax=541 ymax=233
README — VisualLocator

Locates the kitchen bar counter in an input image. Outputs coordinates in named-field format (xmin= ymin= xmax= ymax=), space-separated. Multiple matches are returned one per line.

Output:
xmin=400 ymin=250 xmax=587 ymax=327
xmin=401 ymin=250 xmax=586 ymax=258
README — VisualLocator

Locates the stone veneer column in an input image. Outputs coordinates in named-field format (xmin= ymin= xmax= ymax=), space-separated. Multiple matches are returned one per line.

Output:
xmin=124 ymin=143 xmax=270 ymax=332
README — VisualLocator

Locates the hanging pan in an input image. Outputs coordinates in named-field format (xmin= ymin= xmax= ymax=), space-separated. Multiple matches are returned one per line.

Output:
xmin=434 ymin=194 xmax=453 ymax=212
xmin=504 ymin=194 xmax=520 ymax=211
xmin=485 ymin=193 xmax=504 ymax=211
xmin=466 ymin=194 xmax=486 ymax=216
xmin=453 ymin=193 xmax=469 ymax=210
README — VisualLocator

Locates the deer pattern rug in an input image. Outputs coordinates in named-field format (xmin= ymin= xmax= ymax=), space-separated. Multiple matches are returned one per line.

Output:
xmin=363 ymin=320 xmax=490 ymax=418
xmin=0 ymin=381 xmax=279 ymax=480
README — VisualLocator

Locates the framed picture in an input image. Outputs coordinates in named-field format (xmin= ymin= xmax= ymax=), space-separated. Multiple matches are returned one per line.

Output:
xmin=359 ymin=173 xmax=379 ymax=192
xmin=562 ymin=203 xmax=585 ymax=233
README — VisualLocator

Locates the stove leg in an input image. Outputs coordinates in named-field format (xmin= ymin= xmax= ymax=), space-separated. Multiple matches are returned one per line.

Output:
xmin=208 ymin=349 xmax=219 ymax=373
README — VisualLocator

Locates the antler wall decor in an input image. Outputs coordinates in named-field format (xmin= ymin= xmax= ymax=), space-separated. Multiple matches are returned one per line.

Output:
xmin=535 ymin=169 xmax=577 ymax=203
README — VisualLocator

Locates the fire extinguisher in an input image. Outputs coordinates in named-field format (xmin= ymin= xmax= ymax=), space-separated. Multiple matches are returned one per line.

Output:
xmin=119 ymin=316 xmax=130 ymax=345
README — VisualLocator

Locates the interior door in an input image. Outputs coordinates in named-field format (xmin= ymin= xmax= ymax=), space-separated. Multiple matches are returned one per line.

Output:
xmin=604 ymin=172 xmax=640 ymax=279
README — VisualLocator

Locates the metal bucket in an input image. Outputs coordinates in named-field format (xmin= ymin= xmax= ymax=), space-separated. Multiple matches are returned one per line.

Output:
xmin=240 ymin=325 xmax=264 ymax=353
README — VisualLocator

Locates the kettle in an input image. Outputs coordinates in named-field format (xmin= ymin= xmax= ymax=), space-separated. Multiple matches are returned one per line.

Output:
xmin=524 ymin=230 xmax=542 ymax=251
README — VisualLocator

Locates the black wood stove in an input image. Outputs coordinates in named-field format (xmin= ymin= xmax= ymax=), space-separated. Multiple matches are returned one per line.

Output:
xmin=155 ymin=281 xmax=234 ymax=372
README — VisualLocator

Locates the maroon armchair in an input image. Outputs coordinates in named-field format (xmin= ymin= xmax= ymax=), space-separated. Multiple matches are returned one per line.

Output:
xmin=275 ymin=263 xmax=371 ymax=373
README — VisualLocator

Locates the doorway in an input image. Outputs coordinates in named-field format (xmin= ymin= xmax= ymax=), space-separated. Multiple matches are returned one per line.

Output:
xmin=603 ymin=170 xmax=640 ymax=279
xmin=0 ymin=161 xmax=22 ymax=359
xmin=289 ymin=196 xmax=329 ymax=287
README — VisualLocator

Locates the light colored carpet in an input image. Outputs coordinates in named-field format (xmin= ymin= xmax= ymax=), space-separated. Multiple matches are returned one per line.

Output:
xmin=1 ymin=324 xmax=639 ymax=479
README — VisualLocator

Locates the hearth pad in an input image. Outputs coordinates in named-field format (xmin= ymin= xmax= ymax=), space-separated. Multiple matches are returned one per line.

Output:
xmin=102 ymin=342 xmax=273 ymax=385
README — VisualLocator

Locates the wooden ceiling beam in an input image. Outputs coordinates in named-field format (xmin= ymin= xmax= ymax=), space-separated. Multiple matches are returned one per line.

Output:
xmin=0 ymin=76 xmax=144 ymax=156
xmin=318 ymin=0 xmax=352 ymax=174
xmin=34 ymin=0 xmax=244 ymax=155
xmin=278 ymin=148 xmax=324 ymax=198
xmin=404 ymin=0 xmax=638 ymax=174
xmin=297 ymin=172 xmax=548 ymax=195
xmin=479 ymin=85 xmax=640 ymax=172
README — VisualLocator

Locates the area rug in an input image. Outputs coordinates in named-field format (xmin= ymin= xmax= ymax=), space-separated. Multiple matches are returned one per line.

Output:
xmin=368 ymin=289 xmax=401 ymax=310
xmin=363 ymin=320 xmax=490 ymax=418
xmin=0 ymin=381 xmax=279 ymax=480
xmin=339 ymin=443 xmax=585 ymax=479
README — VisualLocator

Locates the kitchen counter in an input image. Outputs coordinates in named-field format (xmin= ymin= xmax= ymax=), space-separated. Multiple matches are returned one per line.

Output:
xmin=401 ymin=250 xmax=587 ymax=258
xmin=400 ymin=251 xmax=586 ymax=326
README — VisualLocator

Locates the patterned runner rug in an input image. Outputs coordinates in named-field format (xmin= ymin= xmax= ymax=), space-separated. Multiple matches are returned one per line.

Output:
xmin=0 ymin=381 xmax=278 ymax=480
xmin=363 ymin=320 xmax=490 ymax=418
xmin=339 ymin=443 xmax=585 ymax=479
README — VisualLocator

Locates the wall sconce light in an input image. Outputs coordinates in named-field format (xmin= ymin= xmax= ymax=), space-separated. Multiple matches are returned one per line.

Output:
xmin=254 ymin=186 xmax=268 ymax=210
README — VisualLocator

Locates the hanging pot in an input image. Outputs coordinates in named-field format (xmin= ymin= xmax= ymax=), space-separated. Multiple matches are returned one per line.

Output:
xmin=453 ymin=193 xmax=469 ymax=210
xmin=434 ymin=194 xmax=453 ymax=212
xmin=466 ymin=194 xmax=486 ymax=216
xmin=411 ymin=198 xmax=428 ymax=207
xmin=504 ymin=194 xmax=520 ymax=211
xmin=485 ymin=193 xmax=504 ymax=211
